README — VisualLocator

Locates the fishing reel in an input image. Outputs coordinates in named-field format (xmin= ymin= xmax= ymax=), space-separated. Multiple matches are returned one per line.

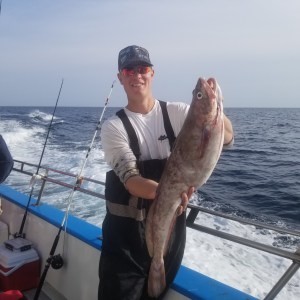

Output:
xmin=49 ymin=254 xmax=64 ymax=270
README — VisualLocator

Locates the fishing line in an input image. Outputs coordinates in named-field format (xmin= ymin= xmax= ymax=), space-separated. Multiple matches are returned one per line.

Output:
xmin=62 ymin=79 xmax=116 ymax=235
xmin=33 ymin=79 xmax=116 ymax=300
xmin=16 ymin=79 xmax=64 ymax=237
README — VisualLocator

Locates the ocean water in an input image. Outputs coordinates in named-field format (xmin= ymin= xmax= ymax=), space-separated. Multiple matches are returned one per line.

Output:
xmin=0 ymin=106 xmax=299 ymax=299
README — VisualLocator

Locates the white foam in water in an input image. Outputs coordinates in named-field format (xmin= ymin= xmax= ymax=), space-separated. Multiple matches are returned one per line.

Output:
xmin=183 ymin=211 xmax=300 ymax=300
xmin=1 ymin=115 xmax=299 ymax=300
xmin=1 ymin=119 xmax=45 ymax=163
xmin=28 ymin=109 xmax=62 ymax=124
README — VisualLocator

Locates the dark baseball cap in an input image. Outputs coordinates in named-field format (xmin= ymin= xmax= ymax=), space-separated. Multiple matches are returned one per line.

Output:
xmin=118 ymin=45 xmax=153 ymax=71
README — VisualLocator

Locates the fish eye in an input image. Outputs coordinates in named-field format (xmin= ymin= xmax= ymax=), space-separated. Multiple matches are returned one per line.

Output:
xmin=196 ymin=92 xmax=203 ymax=100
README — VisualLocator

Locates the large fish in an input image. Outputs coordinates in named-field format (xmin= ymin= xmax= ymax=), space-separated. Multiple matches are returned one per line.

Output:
xmin=145 ymin=77 xmax=224 ymax=297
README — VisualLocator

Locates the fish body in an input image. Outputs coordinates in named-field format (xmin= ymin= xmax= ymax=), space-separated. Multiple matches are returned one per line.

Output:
xmin=145 ymin=77 xmax=224 ymax=297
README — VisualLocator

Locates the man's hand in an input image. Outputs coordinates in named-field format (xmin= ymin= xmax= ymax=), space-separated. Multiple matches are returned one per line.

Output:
xmin=177 ymin=187 xmax=195 ymax=216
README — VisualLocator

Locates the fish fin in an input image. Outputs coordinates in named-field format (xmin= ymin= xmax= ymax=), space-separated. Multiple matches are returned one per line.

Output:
xmin=195 ymin=126 xmax=211 ymax=160
xmin=146 ymin=202 xmax=155 ymax=257
xmin=163 ymin=210 xmax=178 ymax=256
xmin=148 ymin=257 xmax=166 ymax=298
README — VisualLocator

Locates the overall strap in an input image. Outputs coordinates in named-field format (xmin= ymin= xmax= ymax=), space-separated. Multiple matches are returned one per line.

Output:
xmin=158 ymin=100 xmax=176 ymax=150
xmin=116 ymin=109 xmax=141 ymax=160
xmin=116 ymin=101 xmax=176 ymax=158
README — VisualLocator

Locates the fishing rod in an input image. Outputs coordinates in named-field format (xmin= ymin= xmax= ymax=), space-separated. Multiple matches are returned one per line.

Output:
xmin=16 ymin=79 xmax=64 ymax=237
xmin=33 ymin=79 xmax=116 ymax=300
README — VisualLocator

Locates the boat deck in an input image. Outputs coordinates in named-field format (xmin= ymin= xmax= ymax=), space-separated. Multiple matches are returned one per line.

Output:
xmin=22 ymin=282 xmax=67 ymax=300
xmin=23 ymin=289 xmax=51 ymax=300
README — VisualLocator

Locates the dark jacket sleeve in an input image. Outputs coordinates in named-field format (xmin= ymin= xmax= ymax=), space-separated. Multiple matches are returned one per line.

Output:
xmin=0 ymin=135 xmax=14 ymax=183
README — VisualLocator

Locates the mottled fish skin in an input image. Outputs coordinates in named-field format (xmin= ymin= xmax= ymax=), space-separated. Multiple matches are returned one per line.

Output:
xmin=146 ymin=77 xmax=224 ymax=297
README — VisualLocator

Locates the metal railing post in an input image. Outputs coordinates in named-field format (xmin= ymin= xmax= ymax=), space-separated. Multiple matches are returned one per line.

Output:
xmin=36 ymin=169 xmax=48 ymax=205
xmin=264 ymin=248 xmax=300 ymax=300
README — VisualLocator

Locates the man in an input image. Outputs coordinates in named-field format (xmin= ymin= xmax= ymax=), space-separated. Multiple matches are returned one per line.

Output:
xmin=99 ymin=45 xmax=234 ymax=300
xmin=0 ymin=135 xmax=14 ymax=184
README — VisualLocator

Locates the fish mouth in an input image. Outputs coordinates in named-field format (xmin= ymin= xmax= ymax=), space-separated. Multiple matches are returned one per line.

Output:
xmin=194 ymin=77 xmax=223 ymax=120
xmin=197 ymin=77 xmax=218 ymax=101
xmin=207 ymin=77 xmax=223 ymax=105
xmin=207 ymin=78 xmax=217 ymax=91
xmin=205 ymin=77 xmax=223 ymax=124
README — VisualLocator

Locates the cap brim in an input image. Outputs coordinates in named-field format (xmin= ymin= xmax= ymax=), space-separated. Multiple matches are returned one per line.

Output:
xmin=120 ymin=60 xmax=153 ymax=70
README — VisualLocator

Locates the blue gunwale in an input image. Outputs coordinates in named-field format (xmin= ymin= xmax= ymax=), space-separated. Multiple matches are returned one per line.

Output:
xmin=0 ymin=184 xmax=258 ymax=300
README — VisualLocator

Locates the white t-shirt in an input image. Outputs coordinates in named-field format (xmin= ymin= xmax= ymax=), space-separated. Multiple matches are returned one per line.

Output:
xmin=100 ymin=99 xmax=189 ymax=183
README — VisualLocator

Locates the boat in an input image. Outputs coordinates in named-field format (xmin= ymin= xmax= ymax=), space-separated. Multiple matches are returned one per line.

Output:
xmin=0 ymin=159 xmax=299 ymax=300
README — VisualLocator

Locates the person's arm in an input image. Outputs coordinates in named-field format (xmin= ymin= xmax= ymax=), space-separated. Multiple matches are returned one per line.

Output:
xmin=125 ymin=175 xmax=158 ymax=199
xmin=125 ymin=175 xmax=194 ymax=216
xmin=101 ymin=118 xmax=140 ymax=181
xmin=223 ymin=114 xmax=234 ymax=146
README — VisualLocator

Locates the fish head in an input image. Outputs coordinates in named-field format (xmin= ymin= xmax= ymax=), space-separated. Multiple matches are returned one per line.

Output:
xmin=191 ymin=77 xmax=223 ymax=123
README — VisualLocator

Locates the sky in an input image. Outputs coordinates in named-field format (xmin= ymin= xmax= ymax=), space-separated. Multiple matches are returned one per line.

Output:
xmin=0 ymin=0 xmax=299 ymax=108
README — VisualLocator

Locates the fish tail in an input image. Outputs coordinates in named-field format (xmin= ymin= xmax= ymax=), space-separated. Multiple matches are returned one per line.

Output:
xmin=148 ymin=258 xmax=166 ymax=298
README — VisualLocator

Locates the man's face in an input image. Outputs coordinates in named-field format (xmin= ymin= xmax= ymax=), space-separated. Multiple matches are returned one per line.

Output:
xmin=118 ymin=65 xmax=154 ymax=99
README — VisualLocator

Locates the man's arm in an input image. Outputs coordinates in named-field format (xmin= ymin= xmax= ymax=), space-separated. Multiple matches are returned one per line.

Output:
xmin=125 ymin=175 xmax=158 ymax=199
xmin=125 ymin=175 xmax=194 ymax=216
xmin=223 ymin=114 xmax=234 ymax=146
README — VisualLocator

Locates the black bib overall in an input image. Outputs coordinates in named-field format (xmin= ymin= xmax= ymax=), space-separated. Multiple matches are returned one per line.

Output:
xmin=99 ymin=102 xmax=186 ymax=300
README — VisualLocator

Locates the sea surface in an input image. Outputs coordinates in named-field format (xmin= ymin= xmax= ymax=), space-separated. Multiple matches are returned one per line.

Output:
xmin=1 ymin=106 xmax=300 ymax=300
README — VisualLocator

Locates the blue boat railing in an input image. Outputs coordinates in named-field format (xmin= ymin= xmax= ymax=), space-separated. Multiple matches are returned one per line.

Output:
xmin=11 ymin=159 xmax=300 ymax=300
